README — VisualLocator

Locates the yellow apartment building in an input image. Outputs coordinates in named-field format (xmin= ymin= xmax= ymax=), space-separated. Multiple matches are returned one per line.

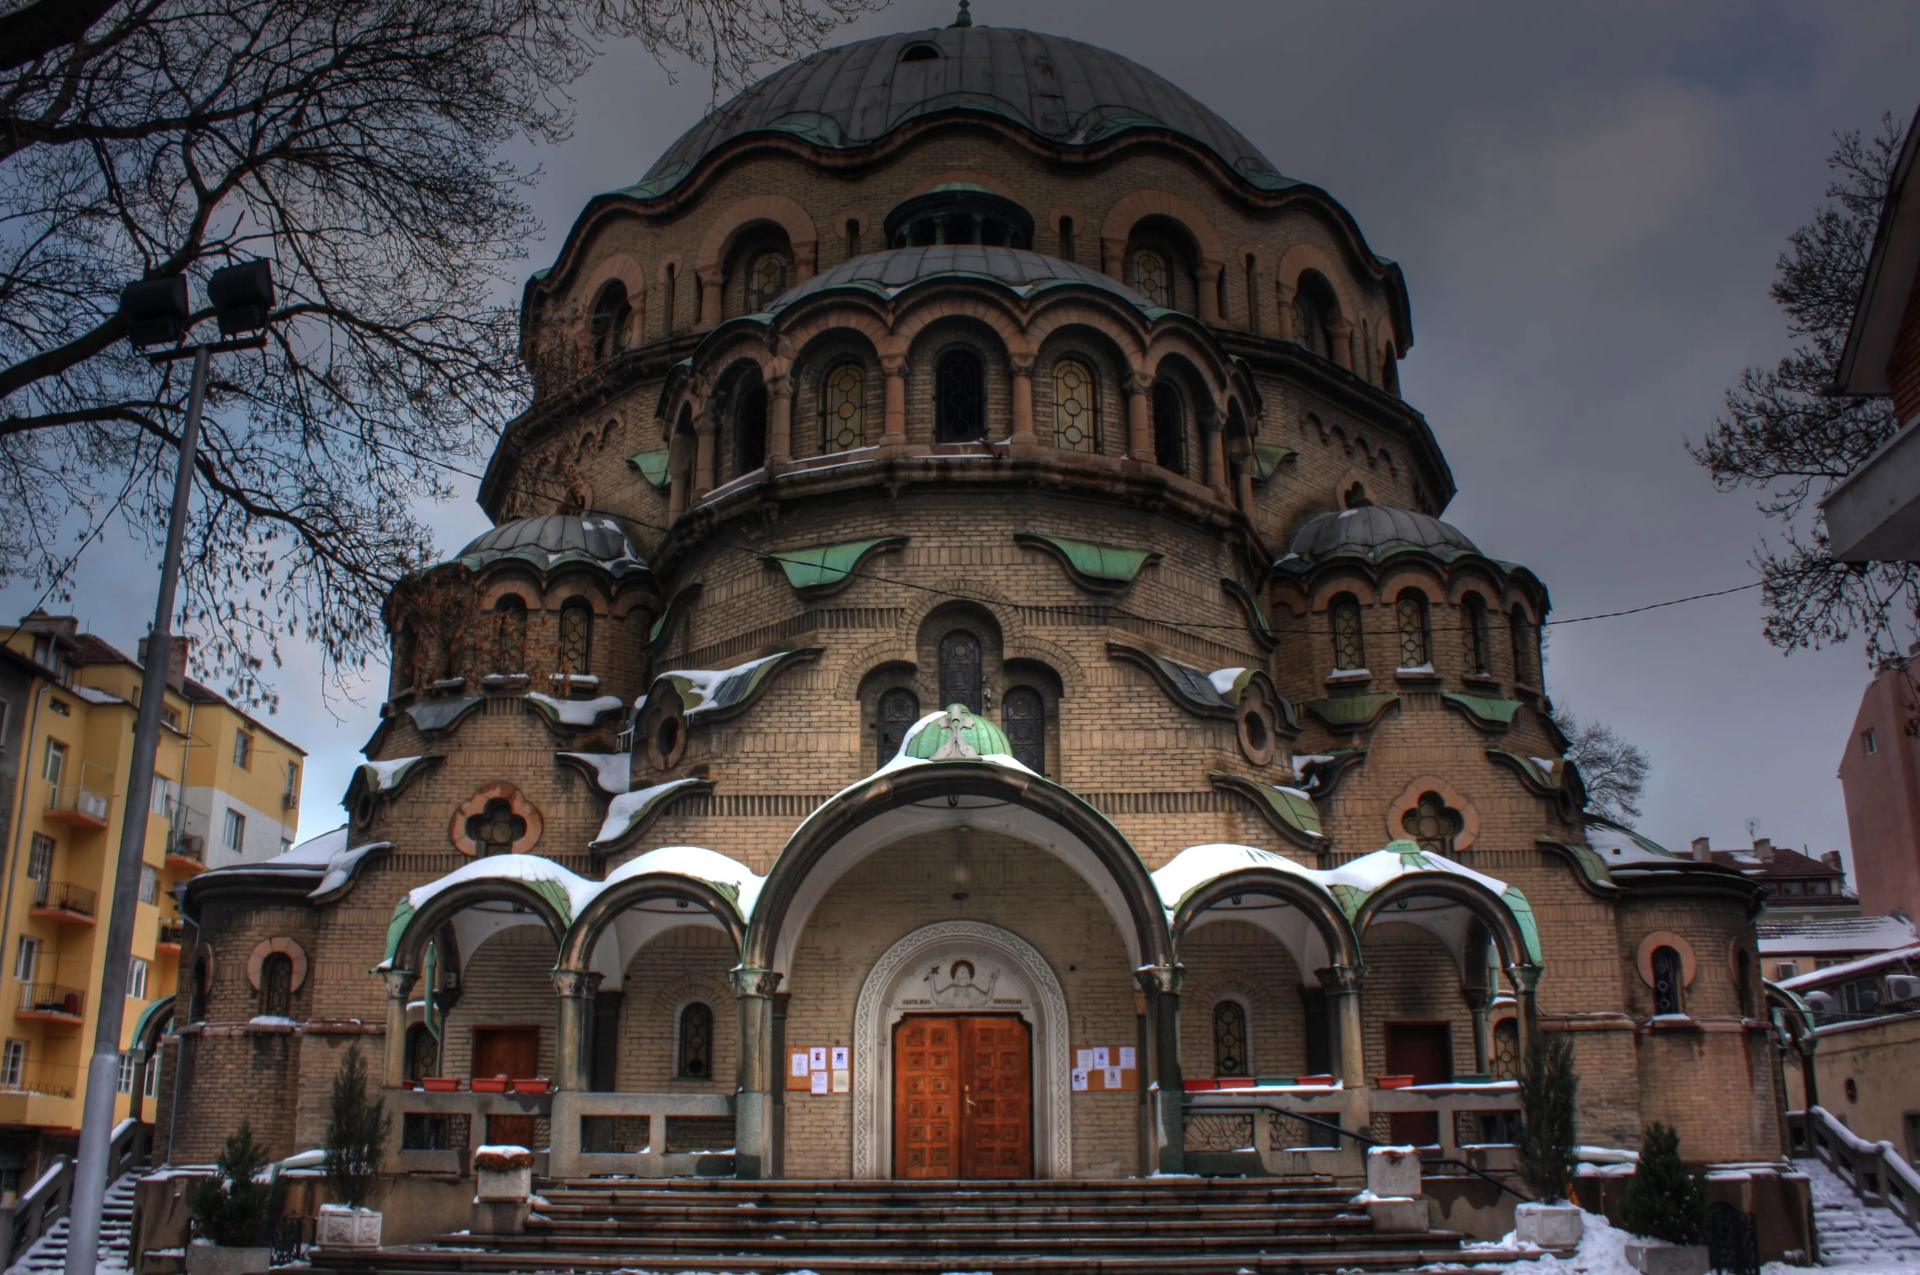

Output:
xmin=0 ymin=611 xmax=305 ymax=1191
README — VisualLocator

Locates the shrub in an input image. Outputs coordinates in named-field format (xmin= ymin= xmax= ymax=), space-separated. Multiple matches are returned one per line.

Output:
xmin=1619 ymin=1123 xmax=1706 ymax=1245
xmin=324 ymin=1043 xmax=390 ymax=1210
xmin=1516 ymin=1028 xmax=1578 ymax=1203
xmin=187 ymin=1121 xmax=285 ymax=1247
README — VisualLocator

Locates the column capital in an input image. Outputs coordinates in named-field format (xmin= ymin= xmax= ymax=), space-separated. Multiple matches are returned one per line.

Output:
xmin=1504 ymin=962 xmax=1543 ymax=992
xmin=1320 ymin=963 xmax=1368 ymax=994
xmin=731 ymin=965 xmax=783 ymax=998
xmin=1462 ymin=985 xmax=1495 ymax=1012
xmin=552 ymin=968 xmax=604 ymax=1000
xmin=380 ymin=968 xmax=418 ymax=999
xmin=1135 ymin=963 xmax=1184 ymax=996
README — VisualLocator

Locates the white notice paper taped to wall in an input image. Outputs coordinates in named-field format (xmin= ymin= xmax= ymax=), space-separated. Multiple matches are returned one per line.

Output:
xmin=1119 ymin=1047 xmax=1136 ymax=1069
xmin=1071 ymin=1068 xmax=1089 ymax=1091
xmin=791 ymin=1052 xmax=810 ymax=1077
xmin=1104 ymin=1067 xmax=1122 ymax=1089
xmin=831 ymin=1046 xmax=849 ymax=1069
xmin=810 ymin=1046 xmax=827 ymax=1070
xmin=1091 ymin=1047 xmax=1110 ymax=1069
xmin=811 ymin=1069 xmax=829 ymax=1094
xmin=1076 ymin=1049 xmax=1094 ymax=1069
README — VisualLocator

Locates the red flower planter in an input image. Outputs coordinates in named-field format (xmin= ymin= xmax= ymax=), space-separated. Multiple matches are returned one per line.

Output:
xmin=1374 ymin=1074 xmax=1416 ymax=1090
xmin=471 ymin=1075 xmax=510 ymax=1094
xmin=1294 ymin=1074 xmax=1335 ymax=1086
xmin=419 ymin=1077 xmax=458 ymax=1092
xmin=511 ymin=1077 xmax=551 ymax=1094
xmin=1181 ymin=1078 xmax=1218 ymax=1092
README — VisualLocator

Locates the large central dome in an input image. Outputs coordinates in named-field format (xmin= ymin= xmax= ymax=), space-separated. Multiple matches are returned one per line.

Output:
xmin=632 ymin=24 xmax=1294 ymax=196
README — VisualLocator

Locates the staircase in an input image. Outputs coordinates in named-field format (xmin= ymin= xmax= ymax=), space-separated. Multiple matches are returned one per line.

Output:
xmin=314 ymin=1176 xmax=1521 ymax=1274
xmin=5 ymin=1171 xmax=137 ymax=1275
xmin=1802 ymin=1154 xmax=1920 ymax=1267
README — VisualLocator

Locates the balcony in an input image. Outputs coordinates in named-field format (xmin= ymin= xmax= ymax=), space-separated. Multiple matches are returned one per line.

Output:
xmin=164 ymin=832 xmax=205 ymax=874
xmin=45 ymin=783 xmax=109 ymax=829
xmin=156 ymin=921 xmax=187 ymax=953
xmin=16 ymin=984 xmax=85 ymax=1023
xmin=0 ymin=1060 xmax=77 ymax=1100
xmin=28 ymin=882 xmax=96 ymax=925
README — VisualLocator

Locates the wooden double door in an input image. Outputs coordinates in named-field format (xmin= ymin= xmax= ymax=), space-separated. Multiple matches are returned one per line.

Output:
xmin=893 ymin=1014 xmax=1033 ymax=1179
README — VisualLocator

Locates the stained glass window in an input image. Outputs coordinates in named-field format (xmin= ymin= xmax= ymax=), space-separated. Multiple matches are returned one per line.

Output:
xmin=260 ymin=953 xmax=292 ymax=1018
xmin=406 ymin=1024 xmax=439 ymax=1082
xmin=1397 ymin=591 xmax=1429 ymax=668
xmin=560 ymin=602 xmax=592 ymax=675
xmin=1053 ymin=359 xmax=1095 ymax=452
xmin=1402 ymin=792 xmax=1460 ymax=855
xmin=1003 ymin=686 xmax=1045 ymax=772
xmin=1213 ymin=1001 xmax=1247 ymax=1076
xmin=939 ymin=631 xmax=983 ymax=712
xmin=1129 ymin=247 xmax=1172 ymax=308
xmin=877 ymin=688 xmax=919 ymax=767
xmin=466 ymin=799 xmax=525 ymax=856
xmin=936 ymin=349 xmax=985 ymax=442
xmin=679 ymin=1002 xmax=714 ymax=1078
xmin=823 ymin=362 xmax=867 ymax=452
xmin=1491 ymin=1019 xmax=1518 ymax=1081
xmin=1463 ymin=594 xmax=1490 ymax=675
xmin=1153 ymin=381 xmax=1185 ymax=474
xmin=1330 ymin=596 xmax=1365 ymax=671
xmin=748 ymin=252 xmax=788 ymax=311
xmin=1652 ymin=947 xmax=1683 ymax=1015
xmin=493 ymin=596 xmax=526 ymax=673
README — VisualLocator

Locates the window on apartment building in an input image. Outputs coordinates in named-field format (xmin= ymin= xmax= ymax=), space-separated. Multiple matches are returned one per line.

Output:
xmin=162 ymin=706 xmax=179 ymax=732
xmin=13 ymin=937 xmax=37 ymax=985
xmin=41 ymin=738 xmax=64 ymax=786
xmin=1866 ymin=729 xmax=1879 ymax=755
xmin=233 ymin=730 xmax=253 ymax=769
xmin=116 ymin=1052 xmax=136 ymax=1095
xmin=223 ymin=809 xmax=245 ymax=853
xmin=284 ymin=760 xmax=298 ymax=803
xmin=1 ymin=1041 xmax=24 ymax=1089
xmin=150 ymin=777 xmax=178 ymax=818
xmin=26 ymin=833 xmax=52 ymax=891
xmin=138 ymin=865 xmax=157 ymax=906
xmin=143 ymin=1053 xmax=160 ymax=1099
xmin=1776 ymin=962 xmax=1799 ymax=980
xmin=127 ymin=957 xmax=148 ymax=1001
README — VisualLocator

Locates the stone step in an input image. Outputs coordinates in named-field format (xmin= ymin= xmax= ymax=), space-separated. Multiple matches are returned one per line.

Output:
xmin=527 ymin=1216 xmax=1379 ymax=1240
xmin=532 ymin=1199 xmax=1360 ymax=1221
xmin=450 ymin=1228 xmax=1453 ymax=1258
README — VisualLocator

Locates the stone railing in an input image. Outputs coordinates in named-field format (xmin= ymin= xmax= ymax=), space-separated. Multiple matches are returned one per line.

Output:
xmin=1803 ymin=1104 xmax=1920 ymax=1238
xmin=1183 ymin=1081 xmax=1521 ymax=1179
xmin=384 ymin=1088 xmax=554 ymax=1177
xmin=549 ymin=1091 xmax=736 ymax=1178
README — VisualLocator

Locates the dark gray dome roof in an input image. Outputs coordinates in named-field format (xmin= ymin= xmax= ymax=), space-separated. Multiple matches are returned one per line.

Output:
xmin=628 ymin=26 xmax=1293 ymax=197
xmin=1284 ymin=506 xmax=1480 ymax=564
xmin=457 ymin=515 xmax=644 ymax=574
xmin=767 ymin=245 xmax=1152 ymax=312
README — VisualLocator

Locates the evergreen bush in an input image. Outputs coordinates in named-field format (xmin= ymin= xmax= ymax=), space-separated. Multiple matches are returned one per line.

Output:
xmin=1618 ymin=1123 xmax=1706 ymax=1245
xmin=187 ymin=1121 xmax=286 ymax=1247
xmin=324 ymin=1043 xmax=390 ymax=1210
xmin=1516 ymin=1028 xmax=1578 ymax=1203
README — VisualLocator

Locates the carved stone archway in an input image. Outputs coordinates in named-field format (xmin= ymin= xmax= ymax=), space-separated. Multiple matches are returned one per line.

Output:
xmin=851 ymin=920 xmax=1071 ymax=1180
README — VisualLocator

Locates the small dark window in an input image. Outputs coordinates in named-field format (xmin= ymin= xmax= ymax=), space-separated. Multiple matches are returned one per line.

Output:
xmin=1510 ymin=606 xmax=1536 ymax=686
xmin=493 ymin=596 xmax=527 ymax=674
xmin=591 ymin=282 xmax=631 ymax=361
xmin=935 ymin=349 xmax=986 ymax=442
xmin=877 ymin=688 xmax=920 ymax=767
xmin=1865 ymin=729 xmax=1879 ymax=755
xmin=560 ymin=602 xmax=592 ymax=675
xmin=190 ymin=956 xmax=210 ymax=1022
xmin=1213 ymin=1001 xmax=1248 ymax=1076
xmin=747 ymin=252 xmax=788 ymax=311
xmin=405 ymin=1023 xmax=440 ymax=1082
xmin=1652 ymin=946 xmax=1683 ymax=1016
xmin=1402 ymin=792 xmax=1461 ymax=855
xmin=1330 ymin=595 xmax=1365 ymax=671
xmin=1491 ymin=1019 xmax=1519 ymax=1081
xmin=1396 ymin=590 xmax=1430 ymax=669
xmin=901 ymin=42 xmax=941 ymax=61
xmin=845 ymin=217 xmax=861 ymax=258
xmin=1291 ymin=271 xmax=1337 ymax=359
xmin=1736 ymin=948 xmax=1753 ymax=1015
xmin=736 ymin=379 xmax=768 ymax=475
xmin=1059 ymin=215 xmax=1075 ymax=261
xmin=259 ymin=953 xmax=293 ymax=1018
xmin=1463 ymin=594 xmax=1491 ymax=675
xmin=938 ymin=631 xmax=984 ymax=712
xmin=678 ymin=1002 xmax=714 ymax=1078
xmin=1152 ymin=381 xmax=1185 ymax=474
xmin=1003 ymin=686 xmax=1045 ymax=772
xmin=467 ymin=799 xmax=525 ymax=856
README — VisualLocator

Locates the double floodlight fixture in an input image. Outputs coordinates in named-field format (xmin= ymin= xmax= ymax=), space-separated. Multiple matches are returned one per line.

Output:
xmin=120 ymin=259 xmax=275 ymax=349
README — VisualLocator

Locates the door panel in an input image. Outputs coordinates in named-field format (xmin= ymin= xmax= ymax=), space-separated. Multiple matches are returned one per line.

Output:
xmin=893 ymin=1014 xmax=1032 ymax=1179
xmin=1385 ymin=1022 xmax=1450 ymax=1145
xmin=473 ymin=1026 xmax=539 ymax=1080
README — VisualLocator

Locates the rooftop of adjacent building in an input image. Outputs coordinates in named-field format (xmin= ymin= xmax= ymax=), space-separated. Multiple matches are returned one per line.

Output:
xmin=1758 ymin=912 xmax=1916 ymax=955
xmin=1685 ymin=834 xmax=1853 ymax=896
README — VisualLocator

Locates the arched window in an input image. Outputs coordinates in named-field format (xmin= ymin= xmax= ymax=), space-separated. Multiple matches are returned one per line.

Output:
xmin=590 ymin=282 xmax=631 ymax=361
xmin=1396 ymin=590 xmax=1430 ymax=669
xmin=1129 ymin=246 xmax=1172 ymax=308
xmin=1402 ymin=792 xmax=1461 ymax=855
xmin=936 ymin=348 xmax=985 ymax=442
xmin=1291 ymin=271 xmax=1336 ymax=359
xmin=735 ymin=378 xmax=768 ymax=474
xmin=1058 ymin=215 xmax=1074 ymax=260
xmin=1330 ymin=595 xmax=1365 ymax=671
xmin=1491 ymin=1019 xmax=1519 ymax=1081
xmin=1052 ymin=358 xmax=1095 ymax=452
xmin=466 ymin=798 xmax=525 ymax=857
xmin=1462 ymin=594 xmax=1491 ymax=676
xmin=1651 ymin=946 xmax=1683 ymax=1015
xmin=877 ymin=688 xmax=919 ymax=767
xmin=559 ymin=601 xmax=592 ymax=675
xmin=1003 ymin=686 xmax=1045 ymax=772
xmin=939 ymin=630 xmax=983 ymax=711
xmin=405 ymin=1023 xmax=439 ymax=1082
xmin=1152 ymin=381 xmax=1185 ymax=474
xmin=1213 ymin=1000 xmax=1248 ymax=1077
xmin=1382 ymin=349 xmax=1400 ymax=396
xmin=678 ymin=1002 xmax=714 ymax=1078
xmin=822 ymin=362 xmax=867 ymax=453
xmin=1736 ymin=948 xmax=1754 ymax=1015
xmin=259 ymin=952 xmax=293 ymax=1018
xmin=492 ymin=596 xmax=527 ymax=674
xmin=190 ymin=955 xmax=210 ymax=1022
xmin=748 ymin=251 xmax=788 ymax=311
xmin=1509 ymin=606 xmax=1536 ymax=686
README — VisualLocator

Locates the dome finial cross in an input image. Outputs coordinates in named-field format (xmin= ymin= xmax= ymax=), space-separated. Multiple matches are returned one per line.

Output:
xmin=951 ymin=0 xmax=971 ymax=28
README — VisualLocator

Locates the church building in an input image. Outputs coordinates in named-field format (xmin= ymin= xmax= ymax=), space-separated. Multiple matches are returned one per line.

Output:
xmin=158 ymin=12 xmax=1796 ymax=1257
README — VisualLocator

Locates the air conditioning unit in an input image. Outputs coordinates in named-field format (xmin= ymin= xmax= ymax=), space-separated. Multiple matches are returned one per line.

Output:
xmin=1885 ymin=974 xmax=1920 ymax=1003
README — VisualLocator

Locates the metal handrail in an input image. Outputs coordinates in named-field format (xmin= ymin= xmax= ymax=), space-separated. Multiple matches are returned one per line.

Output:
xmin=1202 ymin=1099 xmax=1532 ymax=1201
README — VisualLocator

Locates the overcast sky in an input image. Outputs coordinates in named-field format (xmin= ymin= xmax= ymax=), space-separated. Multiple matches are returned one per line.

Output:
xmin=13 ymin=0 xmax=1920 ymax=875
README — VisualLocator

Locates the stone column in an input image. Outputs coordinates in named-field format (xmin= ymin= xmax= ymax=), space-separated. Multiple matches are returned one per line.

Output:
xmin=881 ymin=361 xmax=907 ymax=447
xmin=1199 ymin=259 xmax=1224 ymax=326
xmin=667 ymin=461 xmax=686 ymax=523
xmin=380 ymin=968 xmax=417 ymax=1090
xmin=768 ymin=374 xmax=793 ymax=467
xmin=552 ymin=969 xmax=602 ymax=1093
xmin=732 ymin=966 xmax=781 ymax=1179
xmin=1010 ymin=359 xmax=1036 ymax=446
xmin=793 ymin=241 xmax=817 ymax=283
xmin=1322 ymin=964 xmax=1367 ymax=1089
xmin=695 ymin=265 xmax=722 ymax=330
xmin=1102 ymin=237 xmax=1127 ymax=281
xmin=694 ymin=413 xmax=715 ymax=497
xmin=1507 ymin=962 xmax=1542 ymax=1068
xmin=1139 ymin=964 xmax=1185 ymax=1174
xmin=1234 ymin=453 xmax=1255 ymax=513
xmin=1329 ymin=316 xmax=1354 ymax=370
xmin=1463 ymin=986 xmax=1494 ymax=1074
xmin=1275 ymin=278 xmax=1296 ymax=342
xmin=1127 ymin=375 xmax=1153 ymax=462
xmin=1205 ymin=424 xmax=1230 ymax=502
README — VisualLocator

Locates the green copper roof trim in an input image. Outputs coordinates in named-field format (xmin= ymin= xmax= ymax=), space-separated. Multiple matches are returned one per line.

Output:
xmin=1487 ymin=748 xmax=1564 ymax=792
xmin=772 ymin=536 xmax=908 ymax=595
xmin=1442 ymin=693 xmax=1524 ymax=731
xmin=1209 ymin=770 xmax=1323 ymax=848
xmin=1220 ymin=578 xmax=1278 ymax=652
xmin=648 ymin=582 xmax=701 ymax=650
xmin=1106 ymin=640 xmax=1235 ymax=719
xmin=1305 ymin=693 xmax=1400 ymax=731
xmin=627 ymin=449 xmax=672 ymax=489
xmin=1016 ymin=533 xmax=1160 ymax=591
xmin=383 ymin=897 xmax=415 ymax=964
xmin=129 ymin=996 xmax=174 ymax=1059
xmin=588 ymin=775 xmax=714 ymax=852
xmin=653 ymin=647 xmax=823 ymax=722
xmin=1501 ymin=885 xmax=1544 ymax=964
xmin=905 ymin=703 xmax=1014 ymax=760
xmin=1535 ymin=836 xmax=1619 ymax=897
xmin=524 ymin=696 xmax=625 ymax=730
xmin=1250 ymin=443 xmax=1297 ymax=483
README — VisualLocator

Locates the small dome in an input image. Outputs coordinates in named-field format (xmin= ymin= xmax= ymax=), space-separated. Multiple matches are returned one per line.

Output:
xmin=903 ymin=703 xmax=1015 ymax=762
xmin=769 ymin=245 xmax=1152 ymax=313
xmin=1284 ymin=506 xmax=1479 ymax=564
xmin=458 ymin=515 xmax=644 ymax=574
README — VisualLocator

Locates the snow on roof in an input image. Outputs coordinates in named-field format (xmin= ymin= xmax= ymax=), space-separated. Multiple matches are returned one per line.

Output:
xmin=1759 ymin=914 xmax=1917 ymax=955
xmin=278 ymin=825 xmax=349 ymax=864
xmin=70 ymin=685 xmax=126 ymax=706
xmin=406 ymin=853 xmax=602 ymax=921
xmin=361 ymin=756 xmax=428 ymax=791
xmin=1151 ymin=843 xmax=1316 ymax=910
xmin=526 ymin=692 xmax=624 ymax=727
xmin=1779 ymin=941 xmax=1920 ymax=990
xmin=606 ymin=845 xmax=765 ymax=916
xmin=1581 ymin=821 xmax=1684 ymax=866
xmin=197 ymin=824 xmax=389 ymax=899
xmin=591 ymin=776 xmax=707 ymax=848
xmin=653 ymin=652 xmax=789 ymax=717
xmin=559 ymin=751 xmax=630 ymax=796
xmin=1321 ymin=844 xmax=1508 ymax=898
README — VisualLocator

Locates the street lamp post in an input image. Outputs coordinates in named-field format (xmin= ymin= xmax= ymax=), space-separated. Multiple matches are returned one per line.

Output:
xmin=64 ymin=262 xmax=274 ymax=1275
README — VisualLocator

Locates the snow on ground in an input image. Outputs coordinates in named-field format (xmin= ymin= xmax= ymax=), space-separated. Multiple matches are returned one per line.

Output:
xmin=1795 ymin=1153 xmax=1920 ymax=1271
